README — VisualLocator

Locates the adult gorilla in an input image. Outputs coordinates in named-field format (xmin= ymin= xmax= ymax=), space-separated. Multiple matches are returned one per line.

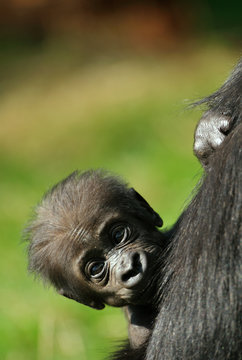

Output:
xmin=146 ymin=122 xmax=242 ymax=360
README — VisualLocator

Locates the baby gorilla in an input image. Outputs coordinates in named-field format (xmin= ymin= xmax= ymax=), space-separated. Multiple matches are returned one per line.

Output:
xmin=25 ymin=170 xmax=168 ymax=349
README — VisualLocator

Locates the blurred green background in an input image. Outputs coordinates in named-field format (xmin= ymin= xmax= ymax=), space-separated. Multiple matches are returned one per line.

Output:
xmin=0 ymin=1 xmax=241 ymax=360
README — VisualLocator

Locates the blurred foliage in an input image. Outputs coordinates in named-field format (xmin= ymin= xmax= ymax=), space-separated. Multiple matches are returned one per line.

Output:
xmin=0 ymin=38 xmax=240 ymax=360
xmin=0 ymin=0 xmax=241 ymax=53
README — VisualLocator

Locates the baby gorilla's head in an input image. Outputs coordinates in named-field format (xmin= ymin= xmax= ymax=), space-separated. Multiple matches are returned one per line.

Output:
xmin=25 ymin=170 xmax=165 ymax=310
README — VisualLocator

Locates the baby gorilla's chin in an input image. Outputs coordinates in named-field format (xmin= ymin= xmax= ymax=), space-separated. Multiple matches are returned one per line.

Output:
xmin=102 ymin=290 xmax=140 ymax=307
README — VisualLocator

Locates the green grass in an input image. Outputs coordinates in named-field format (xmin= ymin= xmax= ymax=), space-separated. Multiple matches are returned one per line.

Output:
xmin=0 ymin=40 xmax=239 ymax=360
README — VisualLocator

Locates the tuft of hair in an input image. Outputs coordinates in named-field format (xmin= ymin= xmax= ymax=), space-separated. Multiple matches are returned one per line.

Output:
xmin=24 ymin=169 xmax=128 ymax=288
xmin=193 ymin=59 xmax=241 ymax=126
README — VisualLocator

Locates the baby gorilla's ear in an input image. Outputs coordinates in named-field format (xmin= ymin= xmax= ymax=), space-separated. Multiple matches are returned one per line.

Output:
xmin=58 ymin=289 xmax=105 ymax=310
xmin=129 ymin=188 xmax=163 ymax=228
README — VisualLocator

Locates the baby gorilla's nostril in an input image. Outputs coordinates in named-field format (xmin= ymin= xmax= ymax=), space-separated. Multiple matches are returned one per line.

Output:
xmin=133 ymin=252 xmax=142 ymax=272
xmin=121 ymin=253 xmax=142 ymax=283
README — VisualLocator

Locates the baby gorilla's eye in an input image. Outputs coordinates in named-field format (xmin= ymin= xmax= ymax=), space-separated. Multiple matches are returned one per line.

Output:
xmin=88 ymin=261 xmax=105 ymax=278
xmin=111 ymin=225 xmax=130 ymax=244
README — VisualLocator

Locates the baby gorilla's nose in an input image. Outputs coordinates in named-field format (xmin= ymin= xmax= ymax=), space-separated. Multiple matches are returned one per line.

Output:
xmin=117 ymin=251 xmax=147 ymax=288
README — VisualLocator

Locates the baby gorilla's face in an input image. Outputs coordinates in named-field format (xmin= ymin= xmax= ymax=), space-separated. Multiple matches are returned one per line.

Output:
xmin=59 ymin=210 xmax=165 ymax=310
